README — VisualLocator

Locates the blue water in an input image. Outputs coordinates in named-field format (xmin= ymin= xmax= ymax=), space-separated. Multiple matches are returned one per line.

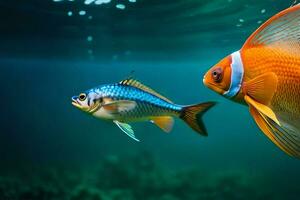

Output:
xmin=1 ymin=0 xmax=300 ymax=199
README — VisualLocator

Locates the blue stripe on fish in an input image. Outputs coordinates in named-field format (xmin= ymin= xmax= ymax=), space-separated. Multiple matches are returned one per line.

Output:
xmin=90 ymin=84 xmax=182 ymax=112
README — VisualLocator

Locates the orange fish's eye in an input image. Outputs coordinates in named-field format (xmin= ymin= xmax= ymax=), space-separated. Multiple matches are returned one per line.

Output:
xmin=211 ymin=67 xmax=223 ymax=83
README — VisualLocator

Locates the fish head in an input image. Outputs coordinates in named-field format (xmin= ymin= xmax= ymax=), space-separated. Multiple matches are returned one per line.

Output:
xmin=71 ymin=89 xmax=101 ymax=114
xmin=203 ymin=55 xmax=232 ymax=96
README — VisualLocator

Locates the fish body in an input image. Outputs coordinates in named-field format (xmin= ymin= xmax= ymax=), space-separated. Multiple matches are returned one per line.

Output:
xmin=72 ymin=78 xmax=215 ymax=141
xmin=243 ymin=47 xmax=300 ymax=119
xmin=203 ymin=5 xmax=300 ymax=158
xmin=89 ymin=83 xmax=182 ymax=121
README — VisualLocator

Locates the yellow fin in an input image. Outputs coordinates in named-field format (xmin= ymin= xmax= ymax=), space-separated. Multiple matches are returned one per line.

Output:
xmin=120 ymin=78 xmax=173 ymax=103
xmin=151 ymin=116 xmax=174 ymax=133
xmin=249 ymin=105 xmax=300 ymax=158
xmin=243 ymin=72 xmax=278 ymax=105
xmin=245 ymin=95 xmax=280 ymax=126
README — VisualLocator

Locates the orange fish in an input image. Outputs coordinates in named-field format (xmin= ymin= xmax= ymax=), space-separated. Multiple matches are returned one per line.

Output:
xmin=203 ymin=5 xmax=300 ymax=158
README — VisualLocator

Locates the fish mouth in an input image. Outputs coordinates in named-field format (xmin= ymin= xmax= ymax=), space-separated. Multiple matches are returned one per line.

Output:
xmin=71 ymin=96 xmax=82 ymax=109
xmin=203 ymin=77 xmax=225 ymax=95
xmin=203 ymin=75 xmax=213 ymax=88
xmin=203 ymin=78 xmax=214 ymax=89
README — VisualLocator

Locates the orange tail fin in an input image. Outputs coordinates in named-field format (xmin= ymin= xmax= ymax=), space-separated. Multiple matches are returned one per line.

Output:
xmin=180 ymin=102 xmax=216 ymax=136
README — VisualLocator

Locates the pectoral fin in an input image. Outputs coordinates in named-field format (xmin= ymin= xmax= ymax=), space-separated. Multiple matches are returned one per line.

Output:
xmin=103 ymin=100 xmax=137 ymax=113
xmin=243 ymin=72 xmax=280 ymax=126
xmin=243 ymin=72 xmax=278 ymax=105
xmin=151 ymin=116 xmax=174 ymax=133
xmin=113 ymin=120 xmax=140 ymax=142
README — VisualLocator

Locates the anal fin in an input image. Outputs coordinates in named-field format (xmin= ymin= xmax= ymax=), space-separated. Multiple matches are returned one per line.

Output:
xmin=151 ymin=116 xmax=174 ymax=133
xmin=249 ymin=106 xmax=285 ymax=153
xmin=249 ymin=105 xmax=300 ymax=158
xmin=113 ymin=120 xmax=140 ymax=142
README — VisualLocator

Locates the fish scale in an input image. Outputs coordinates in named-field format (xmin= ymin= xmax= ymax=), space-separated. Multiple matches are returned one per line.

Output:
xmin=243 ymin=47 xmax=300 ymax=120
xmin=98 ymin=84 xmax=182 ymax=121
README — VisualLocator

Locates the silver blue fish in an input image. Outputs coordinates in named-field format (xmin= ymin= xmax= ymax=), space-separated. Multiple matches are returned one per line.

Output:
xmin=71 ymin=78 xmax=215 ymax=141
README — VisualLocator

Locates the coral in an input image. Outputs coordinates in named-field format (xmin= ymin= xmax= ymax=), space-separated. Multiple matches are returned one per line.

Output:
xmin=0 ymin=153 xmax=284 ymax=200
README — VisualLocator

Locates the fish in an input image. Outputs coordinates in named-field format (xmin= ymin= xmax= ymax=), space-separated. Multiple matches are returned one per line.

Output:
xmin=72 ymin=78 xmax=215 ymax=141
xmin=203 ymin=5 xmax=300 ymax=158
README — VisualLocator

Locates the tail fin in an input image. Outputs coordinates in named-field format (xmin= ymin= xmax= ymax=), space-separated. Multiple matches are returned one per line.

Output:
xmin=180 ymin=102 xmax=216 ymax=136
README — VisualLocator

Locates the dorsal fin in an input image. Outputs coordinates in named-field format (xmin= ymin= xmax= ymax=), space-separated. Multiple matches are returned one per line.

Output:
xmin=242 ymin=4 xmax=300 ymax=55
xmin=119 ymin=78 xmax=173 ymax=103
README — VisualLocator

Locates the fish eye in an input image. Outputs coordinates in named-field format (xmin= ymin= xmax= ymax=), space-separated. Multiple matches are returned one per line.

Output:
xmin=211 ymin=68 xmax=223 ymax=83
xmin=79 ymin=93 xmax=87 ymax=101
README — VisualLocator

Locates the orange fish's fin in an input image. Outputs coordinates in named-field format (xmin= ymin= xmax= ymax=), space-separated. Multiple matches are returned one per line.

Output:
xmin=249 ymin=106 xmax=300 ymax=158
xmin=242 ymin=4 xmax=300 ymax=53
xmin=151 ymin=116 xmax=174 ymax=133
xmin=265 ymin=117 xmax=300 ymax=158
xmin=245 ymin=95 xmax=280 ymax=126
xmin=243 ymin=72 xmax=278 ymax=105
xmin=119 ymin=78 xmax=173 ymax=103
xmin=180 ymin=102 xmax=216 ymax=136
xmin=103 ymin=100 xmax=136 ymax=113
xmin=249 ymin=106 xmax=288 ymax=154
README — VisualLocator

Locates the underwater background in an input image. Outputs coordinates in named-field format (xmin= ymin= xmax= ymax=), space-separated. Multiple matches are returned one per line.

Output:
xmin=1 ymin=0 xmax=300 ymax=199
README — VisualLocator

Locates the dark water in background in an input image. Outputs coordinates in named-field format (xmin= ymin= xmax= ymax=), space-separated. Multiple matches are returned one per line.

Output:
xmin=1 ymin=0 xmax=300 ymax=199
